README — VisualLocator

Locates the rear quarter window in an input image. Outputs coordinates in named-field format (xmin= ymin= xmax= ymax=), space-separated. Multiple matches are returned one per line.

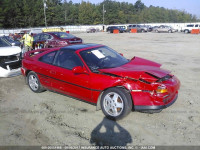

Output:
xmin=39 ymin=51 xmax=57 ymax=64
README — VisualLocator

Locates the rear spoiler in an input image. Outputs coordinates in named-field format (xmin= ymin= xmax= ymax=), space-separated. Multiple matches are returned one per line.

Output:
xmin=24 ymin=47 xmax=60 ymax=58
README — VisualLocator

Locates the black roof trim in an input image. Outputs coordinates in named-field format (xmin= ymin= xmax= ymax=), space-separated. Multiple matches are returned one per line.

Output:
xmin=60 ymin=43 xmax=103 ymax=51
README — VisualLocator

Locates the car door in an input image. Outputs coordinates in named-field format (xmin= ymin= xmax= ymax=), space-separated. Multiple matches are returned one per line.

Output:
xmin=163 ymin=26 xmax=168 ymax=32
xmin=50 ymin=49 xmax=92 ymax=102
xmin=36 ymin=50 xmax=58 ymax=89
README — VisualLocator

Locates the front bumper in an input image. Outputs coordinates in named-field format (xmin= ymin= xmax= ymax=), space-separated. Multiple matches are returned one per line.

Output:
xmin=134 ymin=93 xmax=178 ymax=111
xmin=0 ymin=66 xmax=21 ymax=77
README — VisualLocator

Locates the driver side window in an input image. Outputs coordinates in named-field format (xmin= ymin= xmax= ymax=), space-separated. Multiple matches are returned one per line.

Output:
xmin=55 ymin=50 xmax=83 ymax=70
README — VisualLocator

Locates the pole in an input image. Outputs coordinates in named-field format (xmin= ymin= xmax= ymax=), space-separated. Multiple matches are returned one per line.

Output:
xmin=103 ymin=4 xmax=105 ymax=25
xmin=43 ymin=0 xmax=47 ymax=27
xmin=65 ymin=10 xmax=66 ymax=26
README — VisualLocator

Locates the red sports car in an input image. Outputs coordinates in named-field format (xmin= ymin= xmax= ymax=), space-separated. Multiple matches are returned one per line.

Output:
xmin=33 ymin=32 xmax=82 ymax=49
xmin=21 ymin=44 xmax=180 ymax=120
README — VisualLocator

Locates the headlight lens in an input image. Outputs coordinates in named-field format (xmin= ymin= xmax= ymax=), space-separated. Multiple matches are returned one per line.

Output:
xmin=156 ymin=85 xmax=168 ymax=93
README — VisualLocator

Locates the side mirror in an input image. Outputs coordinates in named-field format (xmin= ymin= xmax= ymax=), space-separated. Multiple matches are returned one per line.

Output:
xmin=72 ymin=66 xmax=87 ymax=74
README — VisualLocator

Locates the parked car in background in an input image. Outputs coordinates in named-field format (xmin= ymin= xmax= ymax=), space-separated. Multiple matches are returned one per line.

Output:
xmin=33 ymin=32 xmax=82 ymax=49
xmin=181 ymin=24 xmax=200 ymax=33
xmin=1 ymin=36 xmax=21 ymax=47
xmin=152 ymin=26 xmax=159 ymax=31
xmin=127 ymin=24 xmax=148 ymax=32
xmin=118 ymin=26 xmax=127 ymax=32
xmin=0 ymin=37 xmax=22 ymax=77
xmin=106 ymin=26 xmax=114 ymax=32
xmin=86 ymin=27 xmax=96 ymax=33
xmin=145 ymin=25 xmax=153 ymax=32
xmin=153 ymin=25 xmax=177 ymax=33
xmin=21 ymin=43 xmax=180 ymax=120
xmin=12 ymin=30 xmax=30 ymax=41
xmin=106 ymin=26 xmax=126 ymax=33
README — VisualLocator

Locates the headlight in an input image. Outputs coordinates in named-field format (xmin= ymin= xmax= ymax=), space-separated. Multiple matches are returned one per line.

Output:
xmin=156 ymin=85 xmax=168 ymax=94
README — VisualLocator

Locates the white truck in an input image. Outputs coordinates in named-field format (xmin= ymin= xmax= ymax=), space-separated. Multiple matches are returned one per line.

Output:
xmin=181 ymin=24 xmax=200 ymax=33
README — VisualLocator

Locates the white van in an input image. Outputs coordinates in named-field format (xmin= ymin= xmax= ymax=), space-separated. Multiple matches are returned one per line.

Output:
xmin=182 ymin=24 xmax=200 ymax=33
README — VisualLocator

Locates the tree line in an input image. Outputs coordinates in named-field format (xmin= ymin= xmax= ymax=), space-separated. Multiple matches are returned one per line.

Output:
xmin=0 ymin=0 xmax=199 ymax=29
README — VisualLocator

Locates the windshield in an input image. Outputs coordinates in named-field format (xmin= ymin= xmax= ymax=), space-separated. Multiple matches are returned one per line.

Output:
xmin=80 ymin=46 xmax=129 ymax=72
xmin=0 ymin=38 xmax=10 ymax=47
xmin=52 ymin=32 xmax=76 ymax=39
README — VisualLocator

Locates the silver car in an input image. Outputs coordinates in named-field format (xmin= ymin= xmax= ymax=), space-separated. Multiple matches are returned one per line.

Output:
xmin=153 ymin=25 xmax=177 ymax=33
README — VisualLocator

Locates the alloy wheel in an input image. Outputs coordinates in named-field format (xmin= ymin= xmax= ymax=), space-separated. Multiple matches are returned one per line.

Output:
xmin=29 ymin=75 xmax=39 ymax=91
xmin=103 ymin=92 xmax=124 ymax=117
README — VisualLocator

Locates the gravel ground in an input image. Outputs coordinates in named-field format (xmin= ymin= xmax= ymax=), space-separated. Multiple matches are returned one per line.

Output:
xmin=0 ymin=32 xmax=200 ymax=148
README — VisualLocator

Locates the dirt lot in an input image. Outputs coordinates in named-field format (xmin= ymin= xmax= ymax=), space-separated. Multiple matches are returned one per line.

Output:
xmin=0 ymin=32 xmax=200 ymax=147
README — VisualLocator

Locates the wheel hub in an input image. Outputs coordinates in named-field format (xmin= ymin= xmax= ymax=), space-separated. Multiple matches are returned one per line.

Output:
xmin=29 ymin=75 xmax=39 ymax=91
xmin=103 ymin=92 xmax=124 ymax=117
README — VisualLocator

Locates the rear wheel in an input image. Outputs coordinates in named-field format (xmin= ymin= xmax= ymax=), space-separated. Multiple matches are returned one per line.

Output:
xmin=27 ymin=71 xmax=45 ymax=93
xmin=101 ymin=87 xmax=132 ymax=120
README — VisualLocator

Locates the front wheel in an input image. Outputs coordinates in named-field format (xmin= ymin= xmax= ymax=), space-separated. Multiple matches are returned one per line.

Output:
xmin=27 ymin=71 xmax=45 ymax=93
xmin=101 ymin=87 xmax=132 ymax=120
xmin=184 ymin=30 xmax=189 ymax=34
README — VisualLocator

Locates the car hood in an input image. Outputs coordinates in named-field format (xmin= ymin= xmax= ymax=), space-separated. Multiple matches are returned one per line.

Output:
xmin=0 ymin=46 xmax=21 ymax=56
xmin=99 ymin=57 xmax=171 ymax=83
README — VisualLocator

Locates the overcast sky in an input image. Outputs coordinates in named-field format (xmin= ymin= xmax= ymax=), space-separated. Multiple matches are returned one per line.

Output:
xmin=71 ymin=0 xmax=200 ymax=18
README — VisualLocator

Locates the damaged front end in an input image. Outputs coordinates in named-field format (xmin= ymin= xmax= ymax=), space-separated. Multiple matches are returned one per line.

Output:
xmin=129 ymin=72 xmax=180 ymax=111
xmin=0 ymin=53 xmax=22 ymax=77
xmin=98 ymin=56 xmax=180 ymax=112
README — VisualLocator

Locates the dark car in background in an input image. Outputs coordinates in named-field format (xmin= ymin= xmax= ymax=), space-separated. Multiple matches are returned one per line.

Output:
xmin=145 ymin=25 xmax=153 ymax=32
xmin=118 ymin=26 xmax=126 ymax=32
xmin=33 ymin=32 xmax=82 ymax=49
xmin=106 ymin=26 xmax=126 ymax=33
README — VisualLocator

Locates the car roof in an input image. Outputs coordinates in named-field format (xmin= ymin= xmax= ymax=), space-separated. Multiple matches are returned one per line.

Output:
xmin=60 ymin=43 xmax=103 ymax=51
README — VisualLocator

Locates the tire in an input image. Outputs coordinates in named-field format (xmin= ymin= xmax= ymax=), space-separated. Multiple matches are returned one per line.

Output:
xmin=168 ymin=30 xmax=172 ymax=33
xmin=141 ymin=29 xmax=145 ymax=33
xmin=100 ymin=87 xmax=132 ymax=120
xmin=184 ymin=30 xmax=189 ymax=34
xmin=27 ymin=71 xmax=45 ymax=93
xmin=155 ymin=30 xmax=158 ymax=33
